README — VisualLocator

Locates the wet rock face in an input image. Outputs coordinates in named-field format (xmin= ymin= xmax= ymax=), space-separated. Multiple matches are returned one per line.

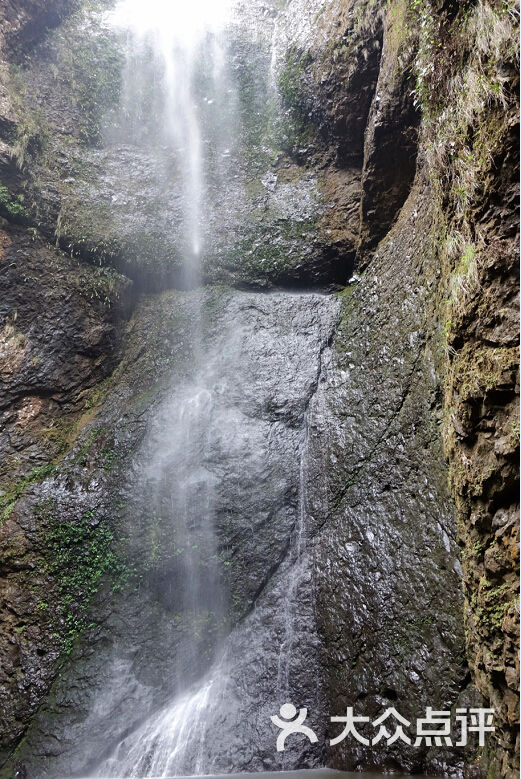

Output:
xmin=0 ymin=0 xmax=419 ymax=291
xmin=5 ymin=280 xmax=471 ymax=778
xmin=0 ymin=1 xmax=72 ymax=54
xmin=0 ymin=226 xmax=130 ymax=424
xmin=0 ymin=0 xmax=362 ymax=291
xmin=315 ymin=189 xmax=473 ymax=776
xmin=0 ymin=0 xmax=419 ymax=293
xmin=0 ymin=223 xmax=132 ymax=762
xmin=0 ymin=0 xmax=74 ymax=182
xmin=441 ymin=93 xmax=520 ymax=778
xmin=0 ymin=224 xmax=132 ymax=491
xmin=5 ymin=289 xmax=339 ymax=777
xmin=413 ymin=0 xmax=520 ymax=771
xmin=444 ymin=234 xmax=519 ymax=775
xmin=0 ymin=0 xmax=518 ymax=775
xmin=357 ymin=6 xmax=420 ymax=255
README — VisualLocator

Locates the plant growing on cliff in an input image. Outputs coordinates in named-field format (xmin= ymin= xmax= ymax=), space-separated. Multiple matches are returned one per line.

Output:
xmin=412 ymin=0 xmax=518 ymax=221
xmin=42 ymin=507 xmax=133 ymax=652
xmin=408 ymin=0 xmax=520 ymax=769
xmin=40 ymin=5 xmax=124 ymax=147
xmin=441 ymin=238 xmax=482 ymax=349
xmin=277 ymin=47 xmax=316 ymax=152
xmin=0 ymin=184 xmax=28 ymax=220
xmin=0 ymin=464 xmax=56 ymax=522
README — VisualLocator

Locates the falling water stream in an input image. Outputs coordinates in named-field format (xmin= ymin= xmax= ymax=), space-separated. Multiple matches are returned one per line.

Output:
xmin=93 ymin=1 xmax=317 ymax=774
xmin=93 ymin=296 xmax=327 ymax=775
xmin=106 ymin=0 xmax=237 ymax=285
xmin=276 ymin=415 xmax=311 ymax=696
xmin=79 ymin=2 xmax=424 ymax=777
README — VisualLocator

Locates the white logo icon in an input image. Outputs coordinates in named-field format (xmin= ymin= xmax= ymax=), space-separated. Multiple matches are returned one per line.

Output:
xmin=270 ymin=703 xmax=318 ymax=752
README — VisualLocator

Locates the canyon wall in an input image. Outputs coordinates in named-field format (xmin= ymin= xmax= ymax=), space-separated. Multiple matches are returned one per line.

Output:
xmin=0 ymin=0 xmax=518 ymax=776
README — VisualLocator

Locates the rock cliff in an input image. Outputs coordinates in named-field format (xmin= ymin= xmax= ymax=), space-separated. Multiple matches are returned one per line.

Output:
xmin=0 ymin=0 xmax=518 ymax=776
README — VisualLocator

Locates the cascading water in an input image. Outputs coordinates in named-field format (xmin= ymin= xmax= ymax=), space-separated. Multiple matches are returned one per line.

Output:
xmin=92 ymin=289 xmax=338 ymax=776
xmin=92 ymin=5 xmax=238 ymax=774
xmin=106 ymin=0 xmax=236 ymax=285
xmin=88 ymin=1 xmax=335 ymax=775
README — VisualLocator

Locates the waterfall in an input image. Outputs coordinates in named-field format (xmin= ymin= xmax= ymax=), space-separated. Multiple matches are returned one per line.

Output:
xmin=90 ymin=2 xmax=331 ymax=775
xmin=91 ymin=4 xmax=239 ymax=775
xmin=106 ymin=0 xmax=235 ymax=285
xmin=89 ymin=292 xmax=329 ymax=776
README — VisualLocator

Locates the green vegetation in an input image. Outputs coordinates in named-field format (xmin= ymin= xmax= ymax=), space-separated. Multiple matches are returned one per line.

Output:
xmin=5 ymin=65 xmax=50 ymax=170
xmin=42 ymin=5 xmax=124 ymax=147
xmin=449 ymin=345 xmax=518 ymax=402
xmin=71 ymin=424 xmax=122 ymax=474
xmin=103 ymin=449 xmax=117 ymax=471
xmin=441 ymin=237 xmax=480 ymax=349
xmin=42 ymin=505 xmax=133 ymax=652
xmin=278 ymin=48 xmax=311 ymax=116
xmin=85 ymin=373 xmax=116 ymax=409
xmin=0 ymin=183 xmax=28 ymax=220
xmin=232 ymin=40 xmax=276 ymax=157
xmin=278 ymin=47 xmax=317 ymax=152
xmin=79 ymin=265 xmax=127 ymax=306
xmin=0 ymin=464 xmax=56 ymax=522
xmin=476 ymin=580 xmax=515 ymax=632
xmin=410 ymin=0 xmax=518 ymax=228
xmin=225 ymin=216 xmax=318 ymax=279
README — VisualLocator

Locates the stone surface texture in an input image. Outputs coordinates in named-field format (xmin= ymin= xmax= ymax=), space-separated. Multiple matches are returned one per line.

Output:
xmin=0 ymin=0 xmax=518 ymax=776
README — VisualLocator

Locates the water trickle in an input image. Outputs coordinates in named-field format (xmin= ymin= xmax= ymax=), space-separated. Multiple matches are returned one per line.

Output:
xmin=94 ymin=349 xmax=235 ymax=776
xmin=277 ymin=413 xmax=312 ymax=696
xmin=100 ymin=675 xmax=220 ymax=777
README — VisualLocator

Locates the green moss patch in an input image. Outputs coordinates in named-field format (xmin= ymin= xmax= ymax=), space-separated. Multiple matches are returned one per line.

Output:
xmin=0 ymin=183 xmax=28 ymax=221
xmin=0 ymin=464 xmax=56 ymax=523
xmin=41 ymin=503 xmax=134 ymax=653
